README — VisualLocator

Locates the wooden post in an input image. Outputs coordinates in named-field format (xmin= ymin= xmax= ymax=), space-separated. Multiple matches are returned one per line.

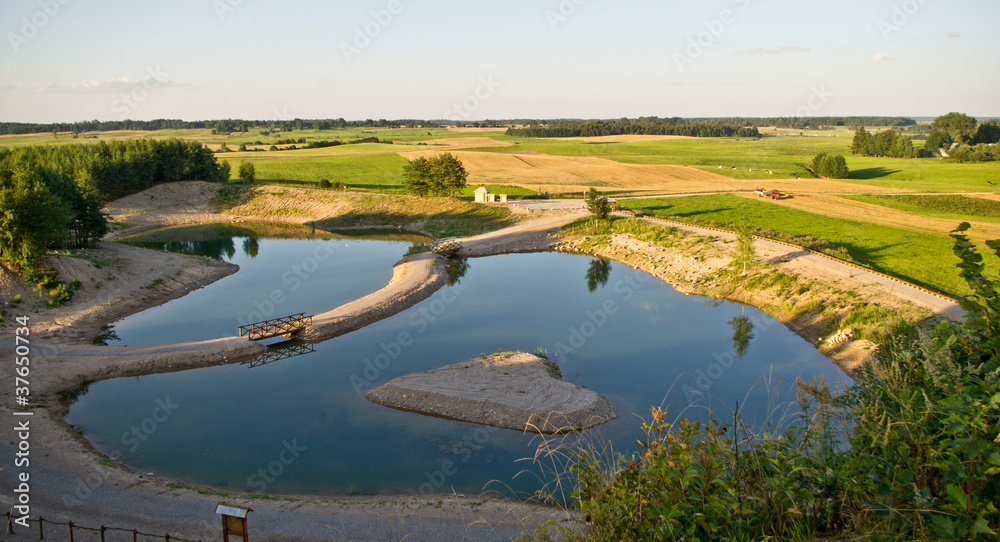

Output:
xmin=101 ymin=525 xmax=107 ymax=542
xmin=39 ymin=515 xmax=44 ymax=539
xmin=69 ymin=521 xmax=75 ymax=542
xmin=134 ymin=528 xmax=139 ymax=542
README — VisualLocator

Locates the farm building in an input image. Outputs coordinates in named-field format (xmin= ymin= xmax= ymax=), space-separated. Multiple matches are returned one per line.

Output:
xmin=474 ymin=187 xmax=508 ymax=204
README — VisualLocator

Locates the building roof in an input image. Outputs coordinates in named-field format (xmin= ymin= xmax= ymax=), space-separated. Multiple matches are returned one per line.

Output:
xmin=473 ymin=187 xmax=491 ymax=193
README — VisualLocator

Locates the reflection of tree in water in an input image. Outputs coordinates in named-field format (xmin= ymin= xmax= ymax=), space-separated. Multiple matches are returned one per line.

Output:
xmin=242 ymin=236 xmax=260 ymax=259
xmin=147 ymin=238 xmax=238 ymax=260
xmin=92 ymin=326 xmax=120 ymax=346
xmin=585 ymin=258 xmax=612 ymax=292
xmin=445 ymin=257 xmax=470 ymax=286
xmin=728 ymin=309 xmax=755 ymax=359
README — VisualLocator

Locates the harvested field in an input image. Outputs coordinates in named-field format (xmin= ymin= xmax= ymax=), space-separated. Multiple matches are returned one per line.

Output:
xmin=553 ymin=134 xmax=697 ymax=143
xmin=738 ymin=192 xmax=1000 ymax=240
xmin=395 ymin=149 xmax=914 ymax=195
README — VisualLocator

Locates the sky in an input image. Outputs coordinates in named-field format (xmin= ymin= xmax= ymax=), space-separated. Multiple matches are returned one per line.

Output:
xmin=1 ymin=0 xmax=997 ymax=123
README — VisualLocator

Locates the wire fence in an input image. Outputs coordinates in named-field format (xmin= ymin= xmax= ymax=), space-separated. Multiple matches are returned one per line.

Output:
xmin=6 ymin=512 xmax=203 ymax=542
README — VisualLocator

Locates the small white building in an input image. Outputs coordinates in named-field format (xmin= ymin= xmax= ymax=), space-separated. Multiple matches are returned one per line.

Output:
xmin=474 ymin=186 xmax=491 ymax=203
xmin=473 ymin=186 xmax=507 ymax=204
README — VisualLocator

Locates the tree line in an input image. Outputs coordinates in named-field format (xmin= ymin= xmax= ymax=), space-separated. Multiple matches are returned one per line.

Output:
xmin=850 ymin=127 xmax=918 ymax=158
xmin=505 ymin=118 xmax=761 ymax=138
xmin=0 ymin=118 xmax=442 ymax=136
xmin=0 ymin=139 xmax=229 ymax=280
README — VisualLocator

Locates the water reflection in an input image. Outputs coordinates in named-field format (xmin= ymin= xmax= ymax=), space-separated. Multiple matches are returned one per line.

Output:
xmin=445 ymin=256 xmax=470 ymax=286
xmin=245 ymin=341 xmax=316 ymax=368
xmin=585 ymin=258 xmax=612 ymax=292
xmin=729 ymin=312 xmax=756 ymax=358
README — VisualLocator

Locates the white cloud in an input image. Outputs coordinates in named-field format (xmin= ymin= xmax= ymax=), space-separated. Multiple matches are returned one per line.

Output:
xmin=0 ymin=84 xmax=18 ymax=92
xmin=32 ymin=75 xmax=179 ymax=94
xmin=872 ymin=54 xmax=898 ymax=63
xmin=738 ymin=46 xmax=810 ymax=56
xmin=944 ymin=31 xmax=960 ymax=38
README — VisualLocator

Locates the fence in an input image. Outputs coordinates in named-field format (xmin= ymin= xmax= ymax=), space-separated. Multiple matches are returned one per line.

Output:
xmin=6 ymin=512 xmax=203 ymax=542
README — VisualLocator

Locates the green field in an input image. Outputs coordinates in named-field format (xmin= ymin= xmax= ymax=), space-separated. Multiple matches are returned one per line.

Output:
xmin=624 ymin=194 xmax=992 ymax=296
xmin=229 ymin=153 xmax=408 ymax=191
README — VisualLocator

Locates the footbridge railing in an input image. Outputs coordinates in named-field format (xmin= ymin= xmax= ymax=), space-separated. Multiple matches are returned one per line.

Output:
xmin=238 ymin=313 xmax=313 ymax=341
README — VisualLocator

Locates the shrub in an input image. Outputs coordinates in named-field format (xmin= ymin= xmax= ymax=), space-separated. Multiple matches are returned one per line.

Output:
xmin=238 ymin=161 xmax=256 ymax=182
xmin=318 ymin=179 xmax=332 ymax=189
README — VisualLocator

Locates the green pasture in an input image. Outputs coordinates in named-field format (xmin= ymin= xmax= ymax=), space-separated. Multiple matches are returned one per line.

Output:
xmin=624 ymin=194 xmax=993 ymax=296
xmin=227 ymin=153 xmax=408 ymax=191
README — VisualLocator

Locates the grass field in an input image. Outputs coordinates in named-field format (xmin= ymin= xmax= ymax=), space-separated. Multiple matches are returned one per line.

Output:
xmin=624 ymin=194 xmax=994 ymax=296
xmin=228 ymin=153 xmax=409 ymax=191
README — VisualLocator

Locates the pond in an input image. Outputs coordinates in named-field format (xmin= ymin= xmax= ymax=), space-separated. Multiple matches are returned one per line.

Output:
xmin=101 ymin=223 xmax=428 ymax=345
xmin=68 ymin=230 xmax=849 ymax=498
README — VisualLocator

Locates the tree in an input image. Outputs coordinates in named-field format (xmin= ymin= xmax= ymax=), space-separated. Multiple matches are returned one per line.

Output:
xmin=585 ymin=187 xmax=611 ymax=219
xmin=218 ymin=160 xmax=231 ymax=181
xmin=318 ymin=179 xmax=332 ymax=189
xmin=932 ymin=112 xmax=977 ymax=144
xmin=973 ymin=120 xmax=1000 ymax=145
xmin=402 ymin=153 xmax=468 ymax=197
xmin=823 ymin=155 xmax=850 ymax=178
xmin=0 ymin=164 xmax=71 ymax=275
xmin=238 ymin=161 xmax=256 ymax=182
xmin=851 ymin=127 xmax=871 ymax=155
xmin=925 ymin=129 xmax=953 ymax=152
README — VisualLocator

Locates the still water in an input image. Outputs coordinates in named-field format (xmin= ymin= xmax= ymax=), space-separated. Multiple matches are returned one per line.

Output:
xmin=102 ymin=223 xmax=427 ymax=345
xmin=69 ymin=229 xmax=848 ymax=497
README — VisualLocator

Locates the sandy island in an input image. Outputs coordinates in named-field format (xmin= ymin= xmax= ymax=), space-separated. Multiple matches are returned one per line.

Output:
xmin=366 ymin=352 xmax=617 ymax=434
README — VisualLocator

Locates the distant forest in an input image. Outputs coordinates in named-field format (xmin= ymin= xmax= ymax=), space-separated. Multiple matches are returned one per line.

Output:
xmin=0 ymin=116 xmax=917 ymax=136
xmin=505 ymin=118 xmax=761 ymax=138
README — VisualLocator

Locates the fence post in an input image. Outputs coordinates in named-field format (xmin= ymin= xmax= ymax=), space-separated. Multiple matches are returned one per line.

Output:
xmin=39 ymin=515 xmax=44 ymax=539
xmin=101 ymin=525 xmax=107 ymax=542
xmin=69 ymin=520 xmax=75 ymax=542
xmin=166 ymin=533 xmax=172 ymax=542
xmin=134 ymin=528 xmax=139 ymax=542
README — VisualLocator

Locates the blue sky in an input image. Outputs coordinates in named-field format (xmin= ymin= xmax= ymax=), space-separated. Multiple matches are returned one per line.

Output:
xmin=1 ymin=0 xmax=997 ymax=122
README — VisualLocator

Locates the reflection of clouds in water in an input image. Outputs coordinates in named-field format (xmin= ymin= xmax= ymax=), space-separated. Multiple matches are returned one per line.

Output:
xmin=639 ymin=301 xmax=659 ymax=312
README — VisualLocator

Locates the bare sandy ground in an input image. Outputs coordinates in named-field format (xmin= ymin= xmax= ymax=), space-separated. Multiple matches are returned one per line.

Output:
xmin=366 ymin=352 xmax=617 ymax=434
